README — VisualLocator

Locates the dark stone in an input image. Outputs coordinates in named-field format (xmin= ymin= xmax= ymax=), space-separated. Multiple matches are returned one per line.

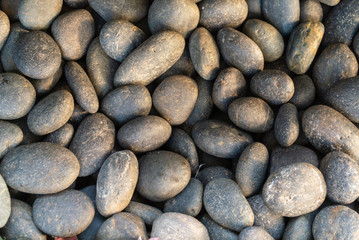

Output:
xmin=263 ymin=163 xmax=326 ymax=217
xmin=0 ymin=120 xmax=23 ymax=158
xmin=274 ymin=103 xmax=299 ymax=147
xmin=289 ymin=74 xmax=316 ymax=109
xmin=117 ymin=115 xmax=171 ymax=153
xmin=30 ymin=63 xmax=63 ymax=95
xmin=243 ymin=19 xmax=284 ymax=62
xmin=0 ymin=10 xmax=10 ymax=50
xmin=44 ymin=123 xmax=74 ymax=147
xmin=0 ymin=174 xmax=10 ymax=228
xmin=282 ymin=213 xmax=315 ymax=240
xmin=236 ymin=142 xmax=269 ymax=197
xmin=51 ymin=9 xmax=95 ymax=60
xmin=238 ymin=227 xmax=274 ymax=240
xmin=248 ymin=194 xmax=286 ymax=239
xmin=18 ymin=0 xmax=62 ymax=30
xmin=228 ymin=97 xmax=274 ymax=133
xmin=151 ymin=212 xmax=209 ymax=240
xmin=164 ymin=178 xmax=203 ymax=216
xmin=250 ymin=69 xmax=294 ymax=105
xmin=70 ymin=113 xmax=115 ymax=177
xmin=247 ymin=0 xmax=262 ymax=19
xmin=10 ymin=117 xmax=43 ymax=145
xmin=286 ymin=22 xmax=324 ymax=74
xmin=196 ymin=166 xmax=233 ymax=186
xmin=65 ymin=61 xmax=99 ymax=113
xmin=101 ymin=84 xmax=151 ymax=125
xmin=212 ymin=67 xmax=246 ymax=112
xmin=302 ymin=105 xmax=359 ymax=161
xmin=69 ymin=103 xmax=89 ymax=126
xmin=33 ymin=189 xmax=95 ymax=237
xmin=137 ymin=151 xmax=191 ymax=202
xmin=262 ymin=0 xmax=300 ymax=36
xmin=14 ymin=31 xmax=61 ymax=79
xmin=217 ymin=27 xmax=264 ymax=76
xmin=0 ymin=0 xmax=21 ymax=21
xmin=65 ymin=0 xmax=88 ymax=8
xmin=99 ymin=19 xmax=146 ymax=62
xmin=198 ymin=213 xmax=237 ymax=240
xmin=199 ymin=0 xmax=248 ymax=31
xmin=0 ymin=142 xmax=80 ymax=194
xmin=313 ymin=205 xmax=359 ymax=239
xmin=192 ymin=120 xmax=253 ymax=158
xmin=354 ymin=31 xmax=359 ymax=57
xmin=96 ymin=151 xmax=138 ymax=217
xmin=300 ymin=0 xmax=323 ymax=22
xmin=124 ymin=201 xmax=162 ymax=226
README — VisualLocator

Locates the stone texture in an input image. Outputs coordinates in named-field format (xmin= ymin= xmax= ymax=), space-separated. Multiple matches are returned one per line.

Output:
xmin=239 ymin=227 xmax=274 ymax=240
xmin=0 ymin=10 xmax=10 ymax=50
xmin=274 ymin=103 xmax=299 ymax=147
xmin=289 ymin=74 xmax=316 ymax=109
xmin=124 ymin=201 xmax=162 ymax=226
xmin=300 ymin=0 xmax=323 ymax=22
xmin=0 ymin=120 xmax=23 ymax=158
xmin=0 ymin=174 xmax=10 ymax=228
xmin=196 ymin=166 xmax=234 ymax=186
xmin=198 ymin=214 xmax=237 ymax=240
xmin=44 ymin=123 xmax=74 ymax=147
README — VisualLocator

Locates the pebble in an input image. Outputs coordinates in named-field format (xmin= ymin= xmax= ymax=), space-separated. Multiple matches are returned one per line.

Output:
xmin=289 ymin=74 xmax=316 ymax=109
xmin=320 ymin=0 xmax=340 ymax=6
xmin=14 ymin=31 xmax=62 ymax=79
xmin=18 ymin=0 xmax=62 ymax=30
xmin=51 ymin=9 xmax=95 ymax=60
xmin=198 ymin=214 xmax=238 ymax=240
xmin=217 ymin=27 xmax=264 ymax=76
xmin=124 ymin=201 xmax=163 ymax=226
xmin=33 ymin=189 xmax=95 ymax=237
xmin=212 ymin=67 xmax=247 ymax=112
xmin=238 ymin=227 xmax=275 ymax=240
xmin=196 ymin=166 xmax=234 ymax=186
xmin=27 ymin=90 xmax=74 ymax=135
xmin=70 ymin=104 xmax=89 ymax=126
xmin=0 ymin=10 xmax=10 ymax=50
xmin=274 ymin=103 xmax=299 ymax=147
xmin=151 ymin=212 xmax=210 ymax=240
xmin=228 ymin=97 xmax=274 ymax=133
xmin=263 ymin=162 xmax=326 ymax=217
xmin=69 ymin=113 xmax=115 ymax=177
xmin=192 ymin=120 xmax=253 ymax=158
xmin=0 ymin=142 xmax=80 ymax=194
xmin=117 ymin=115 xmax=171 ymax=153
xmin=30 ymin=63 xmax=63 ymax=95
xmin=65 ymin=0 xmax=88 ymax=8
xmin=96 ymin=151 xmax=138 ymax=217
xmin=137 ymin=151 xmax=191 ymax=202
xmin=243 ymin=19 xmax=284 ymax=62
xmin=203 ymin=178 xmax=254 ymax=231
xmin=300 ymin=0 xmax=323 ymax=22
xmin=44 ymin=123 xmax=74 ymax=147
xmin=235 ymin=142 xmax=269 ymax=197
xmin=0 ymin=0 xmax=20 ymax=21
xmin=101 ymin=84 xmax=152 ymax=125
xmin=312 ymin=205 xmax=359 ymax=239
xmin=0 ymin=120 xmax=23 ymax=158
xmin=282 ymin=213 xmax=315 ymax=240
xmin=354 ymin=32 xmax=359 ymax=57
xmin=0 ymin=174 xmax=10 ymax=228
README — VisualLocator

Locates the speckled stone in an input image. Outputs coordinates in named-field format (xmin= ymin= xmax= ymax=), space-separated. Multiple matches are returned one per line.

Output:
xmin=0 ymin=10 xmax=10 ymax=50
xmin=69 ymin=104 xmax=89 ymax=126
xmin=300 ymin=0 xmax=323 ymax=22
xmin=30 ymin=63 xmax=63 ymax=95
xmin=274 ymin=103 xmax=299 ymax=147
xmin=0 ymin=142 xmax=80 ymax=194
xmin=0 ymin=120 xmax=23 ymax=158
xmin=289 ymin=74 xmax=316 ymax=109
xmin=18 ymin=0 xmax=62 ymax=30
xmin=282 ymin=213 xmax=315 ymax=240
xmin=0 ymin=174 xmax=10 ymax=228
xmin=196 ymin=166 xmax=234 ymax=186
xmin=44 ymin=123 xmax=74 ymax=147
xmin=263 ymin=163 xmax=326 ymax=217
xmin=14 ymin=31 xmax=62 ymax=79
xmin=124 ymin=201 xmax=162 ymax=226
xmin=33 ymin=189 xmax=95 ymax=237
xmin=51 ymin=9 xmax=95 ymax=60
xmin=239 ymin=227 xmax=274 ymax=240
xmin=198 ymin=214 xmax=237 ymax=240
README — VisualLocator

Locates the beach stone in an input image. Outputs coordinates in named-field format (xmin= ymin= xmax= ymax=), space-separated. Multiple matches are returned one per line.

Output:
xmin=282 ymin=213 xmax=315 ymax=240
xmin=124 ymin=201 xmax=162 ymax=226
xmin=30 ymin=63 xmax=63 ymax=95
xmin=192 ymin=120 xmax=253 ymax=158
xmin=0 ymin=174 xmax=10 ymax=228
xmin=263 ymin=163 xmax=326 ymax=217
xmin=228 ymin=97 xmax=274 ymax=133
xmin=151 ymin=212 xmax=209 ymax=240
xmin=86 ymin=37 xmax=119 ymax=99
xmin=0 ymin=120 xmax=23 ymax=158
xmin=14 ymin=31 xmax=62 ymax=79
xmin=18 ymin=0 xmax=62 ymax=30
xmin=212 ymin=67 xmax=247 ymax=112
xmin=300 ymin=0 xmax=323 ymax=22
xmin=274 ymin=103 xmax=299 ymax=147
xmin=33 ymin=189 xmax=95 ymax=237
xmin=114 ymin=31 xmax=185 ymax=86
xmin=70 ymin=113 xmax=115 ymax=177
xmin=2 ymin=199 xmax=45 ymax=239
xmin=236 ymin=142 xmax=269 ymax=197
xmin=198 ymin=214 xmax=237 ymax=240
xmin=196 ymin=166 xmax=234 ymax=186
xmin=313 ymin=205 xmax=359 ymax=239
xmin=0 ymin=142 xmax=80 ymax=194
xmin=99 ymin=19 xmax=146 ymax=62
xmin=250 ymin=69 xmax=294 ymax=105
xmin=27 ymin=90 xmax=74 ymax=136
xmin=243 ymin=19 xmax=284 ymax=62
xmin=0 ymin=0 xmax=21 ymax=21
xmin=0 ymin=10 xmax=10 ymax=50
xmin=96 ymin=151 xmax=138 ymax=217
xmin=199 ymin=0 xmax=248 ymax=31
xmin=101 ymin=84 xmax=152 ymax=125
xmin=164 ymin=178 xmax=203 ymax=217
xmin=248 ymin=194 xmax=286 ymax=239
xmin=239 ymin=227 xmax=274 ymax=240
xmin=302 ymin=105 xmax=359 ymax=161
xmin=217 ymin=27 xmax=264 ymax=76
xmin=137 ymin=151 xmax=191 ymax=202
xmin=117 ymin=115 xmax=171 ymax=153
xmin=96 ymin=212 xmax=148 ymax=240
xmin=44 ymin=123 xmax=74 ymax=147
xmin=313 ymin=43 xmax=358 ymax=96
xmin=289 ymin=74 xmax=316 ymax=109
xmin=286 ymin=21 xmax=325 ymax=74
xmin=70 ymin=104 xmax=89 ymax=126
xmin=51 ymin=9 xmax=95 ymax=60
xmin=65 ymin=61 xmax=99 ymax=113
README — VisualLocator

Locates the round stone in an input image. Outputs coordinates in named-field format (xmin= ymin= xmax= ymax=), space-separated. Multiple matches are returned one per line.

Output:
xmin=238 ymin=227 xmax=274 ymax=240
xmin=0 ymin=120 xmax=23 ymax=158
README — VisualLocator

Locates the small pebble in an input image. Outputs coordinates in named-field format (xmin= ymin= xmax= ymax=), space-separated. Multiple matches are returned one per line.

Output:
xmin=274 ymin=103 xmax=299 ymax=147
xmin=0 ymin=120 xmax=23 ymax=158
xmin=238 ymin=227 xmax=274 ymax=240
xmin=124 ymin=201 xmax=163 ymax=226
xmin=44 ymin=123 xmax=74 ymax=147
xmin=196 ymin=166 xmax=234 ymax=186
xmin=198 ymin=214 xmax=237 ymax=240
xmin=0 ymin=174 xmax=10 ymax=228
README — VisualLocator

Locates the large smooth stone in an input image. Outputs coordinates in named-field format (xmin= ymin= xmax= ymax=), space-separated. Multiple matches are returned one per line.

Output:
xmin=0 ymin=120 xmax=23 ymax=158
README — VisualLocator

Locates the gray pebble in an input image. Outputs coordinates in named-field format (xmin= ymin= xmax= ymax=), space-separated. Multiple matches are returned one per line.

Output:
xmin=30 ymin=63 xmax=63 ymax=95
xmin=300 ymin=0 xmax=323 ymax=22
xmin=354 ymin=31 xmax=359 ymax=57
xmin=44 ymin=123 xmax=74 ymax=147
xmin=69 ymin=103 xmax=89 ymax=126
xmin=196 ymin=166 xmax=234 ymax=186
xmin=198 ymin=214 xmax=237 ymax=240
xmin=0 ymin=174 xmax=10 ymax=228
xmin=282 ymin=213 xmax=314 ymax=240
xmin=65 ymin=0 xmax=88 ymax=8
xmin=319 ymin=0 xmax=340 ymax=5
xmin=247 ymin=0 xmax=262 ymax=19
xmin=124 ymin=201 xmax=163 ymax=226
xmin=274 ymin=103 xmax=299 ymax=147
xmin=239 ymin=227 xmax=274 ymax=240
xmin=0 ymin=120 xmax=23 ymax=158
xmin=0 ymin=10 xmax=10 ymax=50
xmin=289 ymin=74 xmax=316 ymax=109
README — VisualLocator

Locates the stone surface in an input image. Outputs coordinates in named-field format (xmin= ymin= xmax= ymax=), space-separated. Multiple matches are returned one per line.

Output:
xmin=282 ymin=213 xmax=314 ymax=240
xmin=289 ymin=74 xmax=316 ymax=109
xmin=30 ymin=63 xmax=63 ymax=95
xmin=44 ymin=123 xmax=74 ymax=147
xmin=0 ymin=0 xmax=21 ymax=21
xmin=238 ymin=227 xmax=275 ymax=240
xmin=198 ymin=214 xmax=237 ymax=240
xmin=124 ymin=201 xmax=162 ymax=226
xmin=300 ymin=0 xmax=323 ymax=22
xmin=65 ymin=0 xmax=88 ymax=8
xmin=274 ymin=103 xmax=299 ymax=147
xmin=196 ymin=166 xmax=234 ymax=186
xmin=0 ymin=174 xmax=10 ymax=228
xmin=0 ymin=10 xmax=10 ymax=50
xmin=0 ymin=120 xmax=23 ymax=158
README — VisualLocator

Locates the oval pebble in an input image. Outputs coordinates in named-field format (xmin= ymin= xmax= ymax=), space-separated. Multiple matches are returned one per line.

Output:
xmin=137 ymin=151 xmax=191 ymax=202
xmin=282 ymin=213 xmax=314 ymax=240
xmin=33 ymin=189 xmax=95 ymax=237
xmin=198 ymin=214 xmax=237 ymax=240
xmin=0 ymin=10 xmax=10 ymax=50
xmin=0 ymin=174 xmax=10 ymax=228
xmin=300 ymin=0 xmax=323 ymax=22
xmin=151 ymin=212 xmax=210 ymax=240
xmin=0 ymin=142 xmax=80 ymax=194
xmin=289 ymin=74 xmax=316 ymax=109
xmin=0 ymin=120 xmax=23 ymax=158
xmin=70 ymin=113 xmax=115 ymax=177
xmin=320 ymin=0 xmax=340 ymax=6
xmin=196 ymin=166 xmax=234 ymax=186
xmin=64 ymin=0 xmax=88 ymax=8
xmin=124 ymin=201 xmax=163 ymax=226
xmin=263 ymin=162 xmax=326 ymax=217
xmin=27 ymin=90 xmax=74 ymax=135
xmin=51 ymin=9 xmax=95 ymax=60
xmin=30 ymin=63 xmax=63 ymax=96
xmin=114 ymin=31 xmax=185 ymax=86
xmin=274 ymin=103 xmax=299 ymax=147
xmin=44 ymin=123 xmax=74 ymax=147
xmin=117 ymin=115 xmax=171 ymax=153
xmin=239 ymin=227 xmax=274 ymax=240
